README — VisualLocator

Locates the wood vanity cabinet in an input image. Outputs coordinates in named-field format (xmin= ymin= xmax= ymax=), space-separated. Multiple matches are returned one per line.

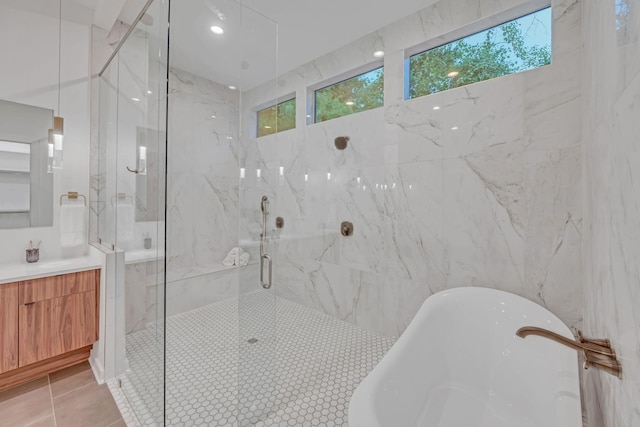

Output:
xmin=0 ymin=282 xmax=19 ymax=374
xmin=0 ymin=269 xmax=100 ymax=390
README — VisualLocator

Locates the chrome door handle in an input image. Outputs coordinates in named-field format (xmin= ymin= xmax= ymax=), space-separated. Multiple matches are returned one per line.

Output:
xmin=260 ymin=254 xmax=272 ymax=289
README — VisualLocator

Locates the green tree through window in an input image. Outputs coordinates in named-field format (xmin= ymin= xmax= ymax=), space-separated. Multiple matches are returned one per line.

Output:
xmin=257 ymin=98 xmax=296 ymax=137
xmin=409 ymin=8 xmax=551 ymax=99
xmin=315 ymin=67 xmax=384 ymax=123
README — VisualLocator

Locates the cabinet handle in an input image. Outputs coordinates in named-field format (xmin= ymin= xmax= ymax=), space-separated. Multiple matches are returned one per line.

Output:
xmin=24 ymin=302 xmax=35 ymax=306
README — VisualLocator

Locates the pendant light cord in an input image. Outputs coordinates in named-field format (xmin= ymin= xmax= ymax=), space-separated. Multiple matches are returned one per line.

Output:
xmin=57 ymin=0 xmax=61 ymax=115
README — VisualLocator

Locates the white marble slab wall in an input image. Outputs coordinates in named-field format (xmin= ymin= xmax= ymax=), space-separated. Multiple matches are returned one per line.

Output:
xmin=582 ymin=0 xmax=640 ymax=425
xmin=118 ymin=66 xmax=245 ymax=322
xmin=242 ymin=0 xmax=583 ymax=337
xmin=125 ymin=260 xmax=252 ymax=334
xmin=94 ymin=37 xmax=244 ymax=321
xmin=166 ymin=68 xmax=241 ymax=273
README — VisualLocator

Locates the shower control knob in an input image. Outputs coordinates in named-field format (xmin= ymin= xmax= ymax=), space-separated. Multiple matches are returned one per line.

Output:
xmin=341 ymin=221 xmax=354 ymax=236
xmin=275 ymin=216 xmax=284 ymax=229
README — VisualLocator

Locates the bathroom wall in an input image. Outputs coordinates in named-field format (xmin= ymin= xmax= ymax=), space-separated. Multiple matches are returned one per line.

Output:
xmin=582 ymin=0 xmax=640 ymax=425
xmin=91 ymin=2 xmax=263 ymax=322
xmin=0 ymin=4 xmax=91 ymax=263
xmin=243 ymin=0 xmax=583 ymax=337
xmin=108 ymin=63 xmax=254 ymax=326
xmin=166 ymin=68 xmax=240 ymax=272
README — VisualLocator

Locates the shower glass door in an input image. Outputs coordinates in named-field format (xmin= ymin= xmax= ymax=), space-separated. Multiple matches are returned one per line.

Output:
xmin=166 ymin=1 xmax=279 ymax=425
xmin=98 ymin=0 xmax=169 ymax=424
xmin=235 ymin=9 xmax=279 ymax=425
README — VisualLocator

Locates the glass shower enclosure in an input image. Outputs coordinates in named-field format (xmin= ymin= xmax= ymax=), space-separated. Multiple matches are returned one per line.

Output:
xmin=95 ymin=0 xmax=281 ymax=424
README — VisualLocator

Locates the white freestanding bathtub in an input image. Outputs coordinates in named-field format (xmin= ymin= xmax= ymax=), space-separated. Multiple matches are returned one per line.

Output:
xmin=349 ymin=287 xmax=582 ymax=427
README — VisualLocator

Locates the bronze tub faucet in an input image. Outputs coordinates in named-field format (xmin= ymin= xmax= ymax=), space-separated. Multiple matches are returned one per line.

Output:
xmin=516 ymin=326 xmax=622 ymax=379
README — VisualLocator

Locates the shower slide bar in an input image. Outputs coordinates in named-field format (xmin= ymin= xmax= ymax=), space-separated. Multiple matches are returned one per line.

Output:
xmin=260 ymin=196 xmax=272 ymax=289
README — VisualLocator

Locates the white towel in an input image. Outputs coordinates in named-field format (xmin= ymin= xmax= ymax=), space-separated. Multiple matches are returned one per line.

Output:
xmin=60 ymin=203 xmax=86 ymax=248
xmin=238 ymin=252 xmax=250 ymax=266
xmin=116 ymin=202 xmax=135 ymax=242
xmin=223 ymin=247 xmax=248 ymax=266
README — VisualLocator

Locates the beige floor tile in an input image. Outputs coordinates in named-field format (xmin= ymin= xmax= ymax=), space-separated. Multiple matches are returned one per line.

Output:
xmin=24 ymin=416 xmax=55 ymax=427
xmin=0 ymin=377 xmax=54 ymax=427
xmin=49 ymin=362 xmax=96 ymax=398
xmin=53 ymin=382 xmax=122 ymax=427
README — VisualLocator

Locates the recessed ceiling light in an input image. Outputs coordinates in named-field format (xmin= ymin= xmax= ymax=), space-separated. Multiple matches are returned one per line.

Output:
xmin=146 ymin=90 xmax=152 ymax=94
xmin=228 ymin=85 xmax=236 ymax=90
xmin=132 ymin=97 xmax=140 ymax=102
xmin=447 ymin=71 xmax=459 ymax=78
xmin=345 ymin=101 xmax=355 ymax=106
xmin=433 ymin=106 xmax=440 ymax=110
xmin=451 ymin=126 xmax=459 ymax=130
xmin=210 ymin=26 xmax=224 ymax=35
xmin=373 ymin=50 xmax=385 ymax=58
xmin=211 ymin=115 xmax=216 ymax=119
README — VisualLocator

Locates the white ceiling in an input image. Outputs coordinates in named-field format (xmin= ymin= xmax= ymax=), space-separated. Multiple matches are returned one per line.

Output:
xmin=0 ymin=0 xmax=96 ymax=25
xmin=242 ymin=0 xmax=432 ymax=83
xmin=2 ymin=0 xmax=436 ymax=88
xmin=166 ymin=0 xmax=435 ymax=88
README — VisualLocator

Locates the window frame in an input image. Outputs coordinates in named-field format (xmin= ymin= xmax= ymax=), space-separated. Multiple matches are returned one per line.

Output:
xmin=403 ymin=0 xmax=552 ymax=100
xmin=255 ymin=93 xmax=297 ymax=138
xmin=307 ymin=59 xmax=384 ymax=125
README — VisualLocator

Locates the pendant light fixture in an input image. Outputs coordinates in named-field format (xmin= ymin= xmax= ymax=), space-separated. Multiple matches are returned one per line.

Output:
xmin=49 ymin=0 xmax=64 ymax=170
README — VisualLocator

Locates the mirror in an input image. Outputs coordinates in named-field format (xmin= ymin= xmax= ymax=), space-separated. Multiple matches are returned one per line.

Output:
xmin=0 ymin=99 xmax=53 ymax=229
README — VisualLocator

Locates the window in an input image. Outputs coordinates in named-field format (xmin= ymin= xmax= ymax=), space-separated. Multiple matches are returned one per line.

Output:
xmin=314 ymin=66 xmax=384 ymax=123
xmin=257 ymin=98 xmax=296 ymax=137
xmin=408 ymin=7 xmax=551 ymax=99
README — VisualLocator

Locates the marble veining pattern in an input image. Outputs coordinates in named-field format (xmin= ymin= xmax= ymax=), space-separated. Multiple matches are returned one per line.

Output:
xmin=241 ymin=0 xmax=584 ymax=336
xmin=91 ymin=0 xmax=640 ymax=426
xmin=167 ymin=68 xmax=241 ymax=273
xmin=583 ymin=0 xmax=640 ymax=425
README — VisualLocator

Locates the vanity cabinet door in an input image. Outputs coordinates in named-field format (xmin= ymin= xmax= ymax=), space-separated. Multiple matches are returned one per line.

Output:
xmin=0 ymin=282 xmax=19 ymax=374
xmin=19 ymin=291 xmax=97 ymax=367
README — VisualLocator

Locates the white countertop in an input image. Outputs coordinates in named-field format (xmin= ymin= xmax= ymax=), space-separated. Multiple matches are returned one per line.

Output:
xmin=0 ymin=253 xmax=103 ymax=285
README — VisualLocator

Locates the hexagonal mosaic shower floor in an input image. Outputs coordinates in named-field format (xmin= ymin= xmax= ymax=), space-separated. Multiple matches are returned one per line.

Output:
xmin=113 ymin=291 xmax=394 ymax=426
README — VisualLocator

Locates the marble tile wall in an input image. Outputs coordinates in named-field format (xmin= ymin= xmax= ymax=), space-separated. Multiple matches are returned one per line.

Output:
xmin=242 ymin=0 xmax=584 ymax=337
xmin=93 ymin=27 xmax=247 ymax=327
xmin=124 ymin=260 xmax=254 ymax=334
xmin=114 ymin=66 xmax=249 ymax=326
xmin=166 ymin=68 xmax=240 ymax=272
xmin=582 ymin=0 xmax=640 ymax=425
xmin=94 ymin=0 xmax=585 ymax=341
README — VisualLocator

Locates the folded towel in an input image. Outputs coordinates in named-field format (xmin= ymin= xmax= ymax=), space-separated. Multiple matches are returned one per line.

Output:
xmin=223 ymin=247 xmax=248 ymax=266
xmin=238 ymin=252 xmax=250 ymax=266
xmin=60 ymin=203 xmax=86 ymax=248
xmin=116 ymin=202 xmax=134 ymax=242
xmin=227 ymin=247 xmax=241 ymax=257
